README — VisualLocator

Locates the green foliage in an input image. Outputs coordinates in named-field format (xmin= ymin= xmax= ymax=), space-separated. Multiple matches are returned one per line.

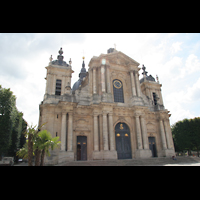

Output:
xmin=37 ymin=130 xmax=60 ymax=156
xmin=0 ymin=85 xmax=16 ymax=156
xmin=17 ymin=125 xmax=61 ymax=166
xmin=172 ymin=117 xmax=200 ymax=155
xmin=0 ymin=85 xmax=27 ymax=159
xmin=16 ymin=141 xmax=28 ymax=159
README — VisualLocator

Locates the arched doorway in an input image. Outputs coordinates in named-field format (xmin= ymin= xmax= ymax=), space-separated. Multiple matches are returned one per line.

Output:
xmin=115 ymin=122 xmax=132 ymax=159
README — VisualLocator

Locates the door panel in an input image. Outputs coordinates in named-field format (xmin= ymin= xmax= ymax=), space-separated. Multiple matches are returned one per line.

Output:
xmin=77 ymin=136 xmax=87 ymax=161
xmin=148 ymin=137 xmax=157 ymax=157
xmin=115 ymin=123 xmax=132 ymax=159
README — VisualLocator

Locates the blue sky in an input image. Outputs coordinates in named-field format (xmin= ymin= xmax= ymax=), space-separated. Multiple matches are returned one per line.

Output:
xmin=0 ymin=33 xmax=199 ymax=126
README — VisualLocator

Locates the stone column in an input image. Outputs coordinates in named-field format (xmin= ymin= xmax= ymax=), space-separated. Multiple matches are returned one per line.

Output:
xmin=108 ymin=113 xmax=115 ymax=151
xmin=159 ymin=119 xmax=167 ymax=150
xmin=106 ymin=66 xmax=111 ymax=93
xmin=163 ymin=120 xmax=172 ymax=149
xmin=102 ymin=112 xmax=109 ymax=150
xmin=140 ymin=116 xmax=149 ymax=150
xmin=135 ymin=115 xmax=143 ymax=149
xmin=61 ymin=113 xmax=67 ymax=151
xmin=67 ymin=112 xmax=73 ymax=151
xmin=46 ymin=73 xmax=52 ymax=94
xmin=52 ymin=75 xmax=56 ymax=95
xmin=93 ymin=67 xmax=97 ymax=94
xmin=158 ymin=89 xmax=164 ymax=105
xmin=101 ymin=65 xmax=106 ymax=93
xmin=134 ymin=71 xmax=141 ymax=97
xmin=130 ymin=71 xmax=136 ymax=96
xmin=93 ymin=114 xmax=99 ymax=151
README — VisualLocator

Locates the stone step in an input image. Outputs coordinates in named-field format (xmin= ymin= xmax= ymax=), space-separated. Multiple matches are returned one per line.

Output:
xmin=55 ymin=156 xmax=200 ymax=166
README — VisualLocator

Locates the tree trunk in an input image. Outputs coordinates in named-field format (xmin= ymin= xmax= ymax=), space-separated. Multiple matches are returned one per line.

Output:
xmin=35 ymin=148 xmax=41 ymax=166
xmin=28 ymin=133 xmax=33 ymax=166
xmin=197 ymin=147 xmax=199 ymax=157
xmin=40 ymin=149 xmax=45 ymax=166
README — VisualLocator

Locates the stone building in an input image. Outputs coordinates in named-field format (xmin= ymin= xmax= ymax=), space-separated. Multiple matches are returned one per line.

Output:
xmin=39 ymin=47 xmax=175 ymax=164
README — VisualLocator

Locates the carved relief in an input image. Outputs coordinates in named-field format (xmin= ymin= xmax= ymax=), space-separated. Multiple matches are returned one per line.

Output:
xmin=74 ymin=119 xmax=89 ymax=131
xmin=146 ymin=122 xmax=155 ymax=133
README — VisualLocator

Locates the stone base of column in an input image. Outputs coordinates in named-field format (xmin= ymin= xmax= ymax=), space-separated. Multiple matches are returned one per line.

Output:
xmin=160 ymin=149 xmax=175 ymax=157
xmin=92 ymin=151 xmax=103 ymax=160
xmin=135 ymin=149 xmax=152 ymax=158
xmin=102 ymin=93 xmax=113 ymax=103
xmin=130 ymin=96 xmax=144 ymax=106
xmin=92 ymin=94 xmax=101 ymax=104
xmin=93 ymin=150 xmax=117 ymax=160
xmin=58 ymin=151 xmax=74 ymax=164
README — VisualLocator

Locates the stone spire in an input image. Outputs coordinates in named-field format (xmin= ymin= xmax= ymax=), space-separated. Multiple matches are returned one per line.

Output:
xmin=57 ymin=47 xmax=64 ymax=65
xmin=79 ymin=57 xmax=86 ymax=80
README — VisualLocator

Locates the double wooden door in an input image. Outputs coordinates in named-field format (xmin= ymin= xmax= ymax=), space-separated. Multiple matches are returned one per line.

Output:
xmin=115 ymin=123 xmax=132 ymax=159
xmin=148 ymin=137 xmax=157 ymax=157
xmin=77 ymin=136 xmax=87 ymax=161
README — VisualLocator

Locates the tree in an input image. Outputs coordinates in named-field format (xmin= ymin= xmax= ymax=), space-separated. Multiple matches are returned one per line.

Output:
xmin=22 ymin=124 xmax=38 ymax=166
xmin=36 ymin=130 xmax=60 ymax=166
xmin=17 ymin=126 xmax=61 ymax=166
xmin=0 ymin=85 xmax=27 ymax=160
xmin=0 ymin=85 xmax=16 ymax=158
xmin=172 ymin=117 xmax=200 ymax=156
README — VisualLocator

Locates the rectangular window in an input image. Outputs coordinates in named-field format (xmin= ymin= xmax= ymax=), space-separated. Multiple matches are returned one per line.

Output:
xmin=153 ymin=92 xmax=157 ymax=105
xmin=55 ymin=79 xmax=62 ymax=95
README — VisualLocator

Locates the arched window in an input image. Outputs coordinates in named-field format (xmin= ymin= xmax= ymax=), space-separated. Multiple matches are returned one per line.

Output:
xmin=113 ymin=79 xmax=124 ymax=103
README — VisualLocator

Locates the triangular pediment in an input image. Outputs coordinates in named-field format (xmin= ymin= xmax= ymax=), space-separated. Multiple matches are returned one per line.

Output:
xmin=102 ymin=51 xmax=140 ymax=66
xmin=88 ymin=50 xmax=140 ymax=67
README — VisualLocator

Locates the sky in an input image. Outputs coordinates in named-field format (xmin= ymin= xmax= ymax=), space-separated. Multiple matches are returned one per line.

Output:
xmin=0 ymin=33 xmax=200 ymax=126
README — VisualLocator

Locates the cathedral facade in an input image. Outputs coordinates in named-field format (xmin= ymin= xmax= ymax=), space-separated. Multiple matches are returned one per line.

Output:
xmin=39 ymin=47 xmax=175 ymax=164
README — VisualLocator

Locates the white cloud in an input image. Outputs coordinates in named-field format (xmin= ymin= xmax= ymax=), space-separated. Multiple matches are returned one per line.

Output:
xmin=171 ymin=42 xmax=182 ymax=54
xmin=179 ymin=54 xmax=200 ymax=78
xmin=186 ymin=77 xmax=200 ymax=101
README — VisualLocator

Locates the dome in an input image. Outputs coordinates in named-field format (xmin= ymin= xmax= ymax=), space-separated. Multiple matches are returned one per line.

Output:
xmin=72 ymin=79 xmax=82 ymax=92
xmin=81 ymin=67 xmax=86 ymax=73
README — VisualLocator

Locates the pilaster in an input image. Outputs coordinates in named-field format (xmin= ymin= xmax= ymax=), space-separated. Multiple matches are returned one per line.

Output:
xmin=108 ymin=113 xmax=115 ymax=151
xmin=61 ymin=112 xmax=67 ymax=151
xmin=93 ymin=67 xmax=97 ymax=94
xmin=67 ymin=112 xmax=73 ymax=151
xmin=93 ymin=113 xmax=99 ymax=151
xmin=102 ymin=112 xmax=109 ymax=150
xmin=130 ymin=70 xmax=136 ymax=96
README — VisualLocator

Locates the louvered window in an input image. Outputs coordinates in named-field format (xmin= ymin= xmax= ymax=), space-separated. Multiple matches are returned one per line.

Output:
xmin=55 ymin=79 xmax=62 ymax=95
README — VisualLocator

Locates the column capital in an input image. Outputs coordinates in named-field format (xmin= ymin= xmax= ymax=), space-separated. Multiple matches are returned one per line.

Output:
xmin=68 ymin=111 xmax=73 ymax=115
xmin=134 ymin=111 xmax=141 ymax=117
xmin=93 ymin=112 xmax=99 ymax=117
xmin=102 ymin=110 xmax=108 ymax=115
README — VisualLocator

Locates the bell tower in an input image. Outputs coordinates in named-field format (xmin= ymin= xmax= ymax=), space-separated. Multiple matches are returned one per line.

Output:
xmin=44 ymin=48 xmax=74 ymax=102
xmin=140 ymin=65 xmax=164 ymax=110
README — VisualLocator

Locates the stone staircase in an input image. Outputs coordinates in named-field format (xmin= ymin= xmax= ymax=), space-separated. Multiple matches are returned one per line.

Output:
xmin=55 ymin=156 xmax=200 ymax=166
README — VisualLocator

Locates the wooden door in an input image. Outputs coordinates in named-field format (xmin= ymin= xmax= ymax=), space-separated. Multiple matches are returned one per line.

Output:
xmin=115 ymin=123 xmax=132 ymax=159
xmin=148 ymin=137 xmax=157 ymax=157
xmin=77 ymin=136 xmax=87 ymax=161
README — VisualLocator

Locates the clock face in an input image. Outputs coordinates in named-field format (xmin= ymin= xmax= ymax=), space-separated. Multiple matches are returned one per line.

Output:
xmin=113 ymin=80 xmax=122 ymax=89
xmin=102 ymin=59 xmax=106 ymax=65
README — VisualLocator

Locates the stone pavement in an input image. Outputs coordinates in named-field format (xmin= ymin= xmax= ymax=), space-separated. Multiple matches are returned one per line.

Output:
xmin=54 ymin=156 xmax=200 ymax=166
